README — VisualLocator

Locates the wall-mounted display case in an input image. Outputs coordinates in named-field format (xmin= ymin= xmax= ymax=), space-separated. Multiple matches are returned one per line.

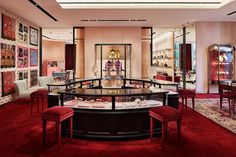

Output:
xmin=94 ymin=43 xmax=131 ymax=87
xmin=208 ymin=44 xmax=235 ymax=93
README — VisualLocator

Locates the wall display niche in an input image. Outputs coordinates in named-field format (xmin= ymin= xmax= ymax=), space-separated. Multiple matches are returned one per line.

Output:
xmin=17 ymin=46 xmax=28 ymax=68
xmin=29 ymin=27 xmax=38 ymax=46
xmin=30 ymin=48 xmax=38 ymax=66
xmin=18 ymin=71 xmax=28 ymax=80
xmin=1 ymin=14 xmax=16 ymax=41
xmin=18 ymin=22 xmax=28 ymax=44
xmin=0 ymin=43 xmax=15 ymax=68
xmin=30 ymin=70 xmax=38 ymax=87
xmin=1 ymin=71 xmax=15 ymax=96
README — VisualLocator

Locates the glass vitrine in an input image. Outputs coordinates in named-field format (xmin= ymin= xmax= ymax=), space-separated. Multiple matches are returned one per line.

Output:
xmin=94 ymin=43 xmax=131 ymax=88
xmin=208 ymin=44 xmax=235 ymax=93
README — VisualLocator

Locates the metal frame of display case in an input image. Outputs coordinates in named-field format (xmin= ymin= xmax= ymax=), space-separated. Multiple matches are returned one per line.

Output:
xmin=208 ymin=44 xmax=235 ymax=93
xmin=95 ymin=43 xmax=131 ymax=79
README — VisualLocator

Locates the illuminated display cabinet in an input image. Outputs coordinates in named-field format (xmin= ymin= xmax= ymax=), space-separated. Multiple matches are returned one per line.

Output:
xmin=208 ymin=44 xmax=235 ymax=93
xmin=94 ymin=43 xmax=131 ymax=87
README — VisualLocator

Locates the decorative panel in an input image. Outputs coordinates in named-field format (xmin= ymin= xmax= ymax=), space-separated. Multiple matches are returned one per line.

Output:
xmin=1 ymin=71 xmax=15 ymax=96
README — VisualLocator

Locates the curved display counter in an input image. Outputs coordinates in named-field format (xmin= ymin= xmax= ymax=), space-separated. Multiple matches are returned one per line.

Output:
xmin=47 ymin=78 xmax=179 ymax=139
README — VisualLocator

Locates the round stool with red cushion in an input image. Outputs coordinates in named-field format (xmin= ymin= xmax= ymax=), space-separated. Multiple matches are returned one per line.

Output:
xmin=149 ymin=106 xmax=182 ymax=150
xmin=30 ymin=89 xmax=48 ymax=114
xmin=41 ymin=106 xmax=74 ymax=147
xmin=178 ymin=89 xmax=196 ymax=111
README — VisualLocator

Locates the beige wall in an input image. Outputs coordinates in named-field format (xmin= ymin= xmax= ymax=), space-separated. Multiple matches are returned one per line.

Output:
xmin=42 ymin=40 xmax=65 ymax=61
xmin=75 ymin=29 xmax=85 ymax=78
xmin=196 ymin=22 xmax=236 ymax=93
xmin=84 ymin=27 xmax=142 ymax=78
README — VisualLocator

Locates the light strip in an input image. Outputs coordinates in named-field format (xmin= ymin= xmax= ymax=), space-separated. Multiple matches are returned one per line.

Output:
xmin=56 ymin=0 xmax=234 ymax=9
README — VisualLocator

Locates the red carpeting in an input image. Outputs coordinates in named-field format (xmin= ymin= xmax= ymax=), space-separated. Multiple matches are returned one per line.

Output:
xmin=0 ymin=100 xmax=235 ymax=157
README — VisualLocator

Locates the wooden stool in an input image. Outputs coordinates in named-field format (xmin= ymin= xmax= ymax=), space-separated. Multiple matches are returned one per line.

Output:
xmin=30 ymin=89 xmax=48 ymax=114
xmin=178 ymin=89 xmax=196 ymax=111
xmin=149 ymin=106 xmax=182 ymax=149
xmin=41 ymin=106 xmax=74 ymax=147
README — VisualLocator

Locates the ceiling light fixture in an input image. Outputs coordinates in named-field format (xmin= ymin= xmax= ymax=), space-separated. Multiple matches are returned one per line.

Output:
xmin=29 ymin=0 xmax=58 ymax=21
xmin=56 ymin=0 xmax=233 ymax=9
xmin=80 ymin=19 xmax=147 ymax=22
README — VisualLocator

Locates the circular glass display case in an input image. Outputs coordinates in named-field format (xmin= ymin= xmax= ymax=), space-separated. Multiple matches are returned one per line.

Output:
xmin=48 ymin=78 xmax=179 ymax=139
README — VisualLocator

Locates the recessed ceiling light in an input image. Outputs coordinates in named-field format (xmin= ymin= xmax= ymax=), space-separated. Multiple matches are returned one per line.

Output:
xmin=56 ymin=0 xmax=233 ymax=9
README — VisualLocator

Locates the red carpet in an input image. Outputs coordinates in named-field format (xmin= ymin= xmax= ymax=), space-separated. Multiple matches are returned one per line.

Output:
xmin=0 ymin=100 xmax=235 ymax=157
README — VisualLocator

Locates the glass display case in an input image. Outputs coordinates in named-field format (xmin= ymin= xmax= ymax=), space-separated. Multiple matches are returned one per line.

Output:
xmin=208 ymin=44 xmax=235 ymax=93
xmin=46 ymin=77 xmax=179 ymax=139
xmin=60 ymin=88 xmax=167 ymax=110
xmin=58 ymin=87 xmax=170 ymax=139
xmin=95 ymin=44 xmax=131 ymax=88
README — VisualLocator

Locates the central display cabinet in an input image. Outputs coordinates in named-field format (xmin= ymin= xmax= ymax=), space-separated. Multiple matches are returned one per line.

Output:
xmin=94 ymin=43 xmax=131 ymax=88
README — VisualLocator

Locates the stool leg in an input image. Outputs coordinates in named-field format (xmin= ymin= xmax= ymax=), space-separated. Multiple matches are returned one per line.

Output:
xmin=150 ymin=116 xmax=154 ymax=141
xmin=31 ymin=98 xmax=33 ymax=115
xmin=181 ymin=97 xmax=184 ymax=111
xmin=69 ymin=117 xmax=73 ymax=140
xmin=165 ymin=123 xmax=168 ymax=138
xmin=233 ymin=98 xmax=236 ymax=114
xmin=185 ymin=98 xmax=187 ymax=111
xmin=192 ymin=97 xmax=195 ymax=112
xmin=37 ymin=98 xmax=40 ymax=112
xmin=162 ymin=122 xmax=166 ymax=150
xmin=177 ymin=120 xmax=181 ymax=141
xmin=220 ymin=95 xmax=222 ymax=108
xmin=56 ymin=122 xmax=61 ymax=147
xmin=42 ymin=120 xmax=46 ymax=146
xmin=42 ymin=97 xmax=44 ymax=111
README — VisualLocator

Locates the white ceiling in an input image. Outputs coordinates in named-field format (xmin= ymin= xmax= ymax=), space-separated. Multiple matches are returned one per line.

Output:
xmin=56 ymin=0 xmax=234 ymax=9
xmin=0 ymin=0 xmax=235 ymax=42
xmin=0 ymin=0 xmax=235 ymax=29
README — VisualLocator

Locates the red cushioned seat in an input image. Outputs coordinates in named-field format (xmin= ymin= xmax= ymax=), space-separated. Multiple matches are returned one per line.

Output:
xmin=42 ymin=106 xmax=73 ymax=116
xmin=149 ymin=106 xmax=182 ymax=123
xmin=178 ymin=89 xmax=196 ymax=97
xmin=178 ymin=89 xmax=196 ymax=112
xmin=31 ymin=89 xmax=48 ymax=97
xmin=41 ymin=106 xmax=74 ymax=122
xmin=41 ymin=106 xmax=74 ymax=147
xmin=149 ymin=106 xmax=182 ymax=150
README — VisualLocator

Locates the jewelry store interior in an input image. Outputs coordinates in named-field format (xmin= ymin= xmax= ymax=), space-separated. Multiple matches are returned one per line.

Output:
xmin=0 ymin=0 xmax=236 ymax=157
